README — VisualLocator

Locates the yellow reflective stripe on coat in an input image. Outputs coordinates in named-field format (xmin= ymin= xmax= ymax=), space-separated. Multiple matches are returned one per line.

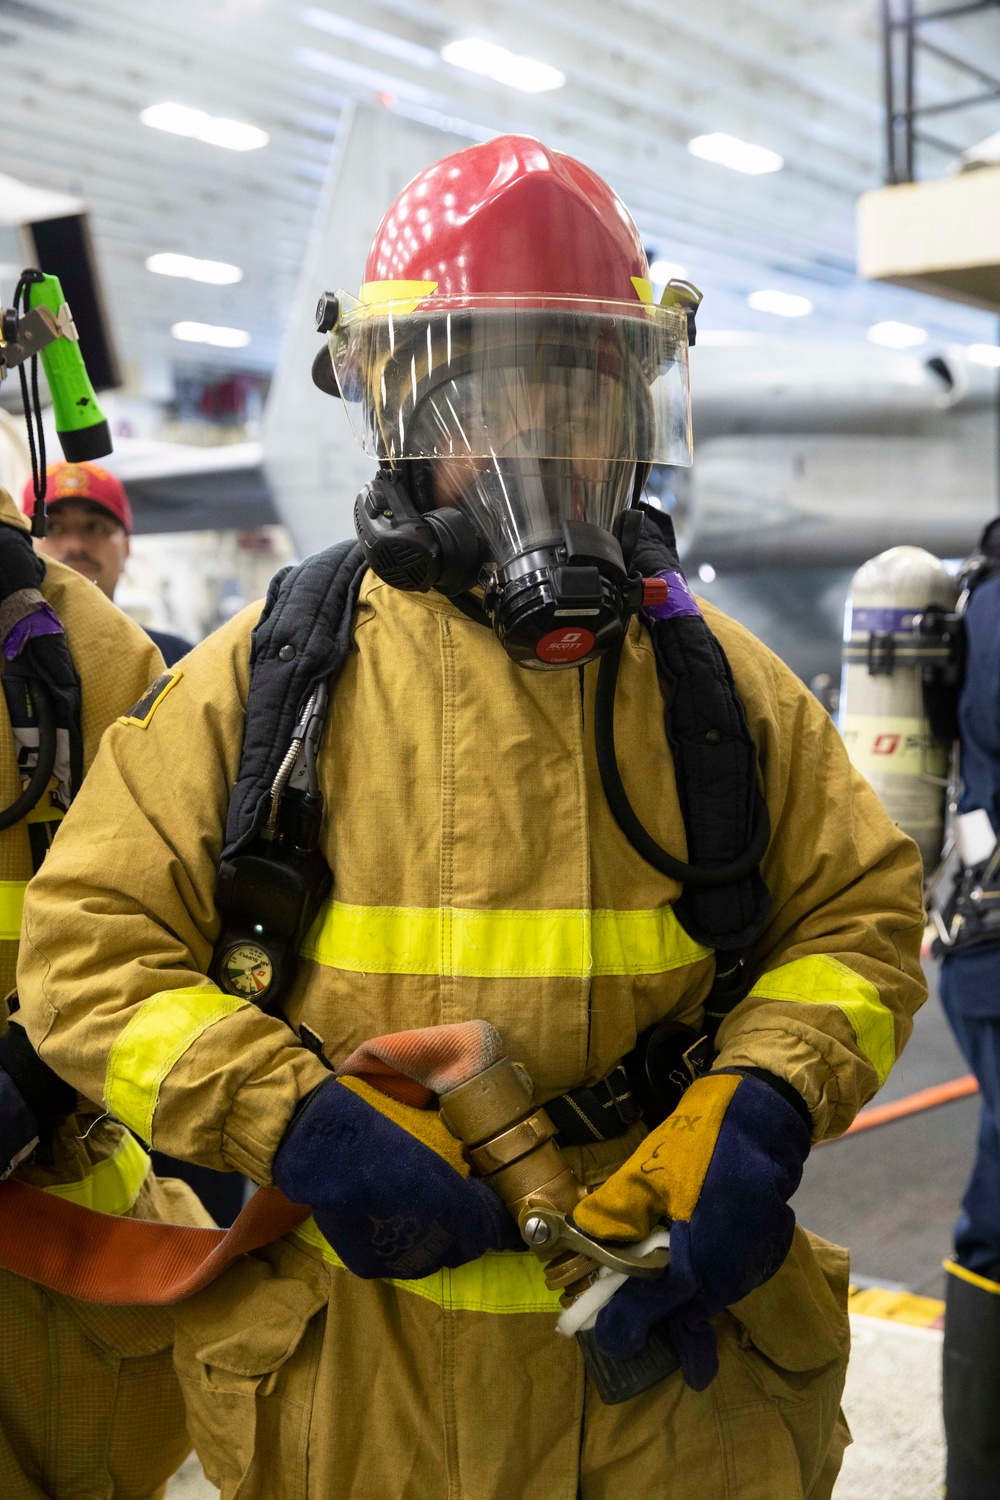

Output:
xmin=0 ymin=880 xmax=26 ymax=942
xmin=292 ymin=1217 xmax=563 ymax=1314
xmin=301 ymin=901 xmax=710 ymax=978
xmin=41 ymin=1129 xmax=151 ymax=1216
xmin=105 ymin=986 xmax=248 ymax=1142
xmin=749 ymin=954 xmax=895 ymax=1085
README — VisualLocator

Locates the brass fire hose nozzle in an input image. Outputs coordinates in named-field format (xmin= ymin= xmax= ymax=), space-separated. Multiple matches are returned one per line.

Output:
xmin=439 ymin=1056 xmax=597 ymax=1303
xmin=439 ymin=1056 xmax=667 ymax=1305
xmin=439 ymin=1052 xmax=678 ymax=1406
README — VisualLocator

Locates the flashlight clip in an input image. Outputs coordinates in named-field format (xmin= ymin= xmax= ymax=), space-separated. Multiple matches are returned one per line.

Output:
xmin=0 ymin=305 xmax=60 ymax=376
xmin=519 ymin=1206 xmax=669 ymax=1279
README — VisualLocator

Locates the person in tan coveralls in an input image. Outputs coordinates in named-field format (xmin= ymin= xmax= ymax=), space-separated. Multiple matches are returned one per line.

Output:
xmin=0 ymin=485 xmax=213 ymax=1499
xmin=16 ymin=138 xmax=926 ymax=1499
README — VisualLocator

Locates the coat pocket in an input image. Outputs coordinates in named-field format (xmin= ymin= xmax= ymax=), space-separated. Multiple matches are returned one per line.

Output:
xmin=723 ymin=1228 xmax=851 ymax=1498
xmin=173 ymin=1252 xmax=327 ymax=1500
xmin=730 ymin=1226 xmax=851 ymax=1380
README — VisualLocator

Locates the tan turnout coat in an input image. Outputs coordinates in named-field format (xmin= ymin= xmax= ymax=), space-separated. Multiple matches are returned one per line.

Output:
xmin=17 ymin=568 xmax=927 ymax=1499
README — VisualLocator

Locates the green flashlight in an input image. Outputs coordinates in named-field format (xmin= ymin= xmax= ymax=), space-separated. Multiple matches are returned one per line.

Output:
xmin=26 ymin=272 xmax=112 ymax=463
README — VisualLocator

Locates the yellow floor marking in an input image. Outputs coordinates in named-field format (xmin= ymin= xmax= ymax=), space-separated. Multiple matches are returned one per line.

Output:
xmin=848 ymin=1284 xmax=944 ymax=1328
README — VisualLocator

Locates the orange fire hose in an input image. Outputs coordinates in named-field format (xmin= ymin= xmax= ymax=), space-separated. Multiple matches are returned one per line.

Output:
xmin=0 ymin=1179 xmax=309 ymax=1303
xmin=0 ymin=1047 xmax=980 ymax=1303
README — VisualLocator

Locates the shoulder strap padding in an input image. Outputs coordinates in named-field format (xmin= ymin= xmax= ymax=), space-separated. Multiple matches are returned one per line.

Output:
xmin=223 ymin=541 xmax=367 ymax=859
xmin=631 ymin=506 xmax=771 ymax=950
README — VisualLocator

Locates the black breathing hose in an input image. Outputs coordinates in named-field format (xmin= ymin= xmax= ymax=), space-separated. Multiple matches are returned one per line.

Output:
xmin=594 ymin=638 xmax=770 ymax=889
xmin=0 ymin=682 xmax=57 ymax=832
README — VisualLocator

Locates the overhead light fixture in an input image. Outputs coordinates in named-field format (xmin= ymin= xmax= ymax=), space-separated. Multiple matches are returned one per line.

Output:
xmin=147 ymin=253 xmax=243 ymax=285
xmin=867 ymin=320 xmax=927 ymax=349
xmin=698 ymin=563 xmax=717 ymax=582
xmin=141 ymin=103 xmax=268 ymax=152
xmin=171 ymin=320 xmax=251 ymax=348
xmin=687 ymin=132 xmax=783 ymax=175
xmin=747 ymin=289 xmax=812 ymax=318
xmin=441 ymin=38 xmax=565 ymax=93
xmin=966 ymin=342 xmax=1000 ymax=367
xmin=649 ymin=258 xmax=687 ymax=284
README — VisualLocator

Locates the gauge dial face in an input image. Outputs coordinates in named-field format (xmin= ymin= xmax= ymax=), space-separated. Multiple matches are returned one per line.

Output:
xmin=220 ymin=942 xmax=273 ymax=998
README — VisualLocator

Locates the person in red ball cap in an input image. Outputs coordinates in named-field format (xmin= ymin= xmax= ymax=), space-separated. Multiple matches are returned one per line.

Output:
xmin=22 ymin=461 xmax=191 ymax=666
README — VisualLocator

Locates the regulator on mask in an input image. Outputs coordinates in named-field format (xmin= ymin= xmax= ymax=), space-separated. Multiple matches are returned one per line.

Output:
xmin=315 ymin=278 xmax=697 ymax=671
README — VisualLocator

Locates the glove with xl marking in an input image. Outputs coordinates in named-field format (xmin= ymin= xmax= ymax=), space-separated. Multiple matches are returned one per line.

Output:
xmin=572 ymin=1068 xmax=811 ymax=1390
xmin=272 ymin=1073 xmax=523 ymax=1279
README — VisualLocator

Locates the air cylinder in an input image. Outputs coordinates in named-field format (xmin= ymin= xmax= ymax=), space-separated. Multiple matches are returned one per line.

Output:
xmin=840 ymin=545 xmax=958 ymax=868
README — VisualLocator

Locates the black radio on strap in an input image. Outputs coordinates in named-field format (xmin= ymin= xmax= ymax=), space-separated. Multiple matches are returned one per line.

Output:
xmin=210 ymin=543 xmax=367 ymax=1015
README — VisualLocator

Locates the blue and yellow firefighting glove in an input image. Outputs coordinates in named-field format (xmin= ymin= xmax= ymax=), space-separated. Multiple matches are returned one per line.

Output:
xmin=272 ymin=1074 xmax=523 ymax=1279
xmin=573 ymin=1069 xmax=812 ymax=1391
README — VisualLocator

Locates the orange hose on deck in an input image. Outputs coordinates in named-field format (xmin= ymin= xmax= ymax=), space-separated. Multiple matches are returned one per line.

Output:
xmin=818 ymin=1074 xmax=979 ymax=1144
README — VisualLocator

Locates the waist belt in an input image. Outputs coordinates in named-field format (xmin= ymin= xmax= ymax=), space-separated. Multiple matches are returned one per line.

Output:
xmin=543 ymin=1067 xmax=642 ymax=1145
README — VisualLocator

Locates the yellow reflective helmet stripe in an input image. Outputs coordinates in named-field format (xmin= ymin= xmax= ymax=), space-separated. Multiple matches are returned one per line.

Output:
xmin=42 ymin=1129 xmax=151 ymax=1216
xmin=293 ymin=1217 xmax=563 ymax=1314
xmin=300 ymin=901 xmax=711 ymax=979
xmin=105 ymin=986 xmax=248 ymax=1142
xmin=749 ymin=954 xmax=895 ymax=1085
xmin=0 ymin=880 xmax=25 ymax=941
xmin=357 ymin=280 xmax=439 ymax=316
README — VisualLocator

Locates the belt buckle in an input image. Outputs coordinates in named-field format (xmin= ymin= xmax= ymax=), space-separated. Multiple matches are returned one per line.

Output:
xmin=603 ymin=1065 xmax=642 ymax=1128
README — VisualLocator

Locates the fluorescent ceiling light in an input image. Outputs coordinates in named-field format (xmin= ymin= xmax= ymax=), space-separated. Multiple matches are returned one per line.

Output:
xmin=0 ymin=171 xmax=82 ymax=227
xmin=649 ymin=258 xmax=686 ymax=284
xmin=867 ymin=320 xmax=927 ymax=349
xmin=441 ymin=38 xmax=565 ymax=93
xmin=687 ymin=132 xmax=783 ymax=175
xmin=147 ymin=253 xmax=243 ymax=285
xmin=141 ymin=103 xmax=268 ymax=152
xmin=298 ymin=7 xmax=436 ymax=67
xmin=966 ymin=342 xmax=1000 ymax=367
xmin=747 ymin=289 xmax=812 ymax=318
xmin=171 ymin=321 xmax=251 ymax=348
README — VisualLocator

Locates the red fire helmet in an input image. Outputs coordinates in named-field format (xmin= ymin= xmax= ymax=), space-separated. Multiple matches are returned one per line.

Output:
xmin=364 ymin=133 xmax=650 ymax=304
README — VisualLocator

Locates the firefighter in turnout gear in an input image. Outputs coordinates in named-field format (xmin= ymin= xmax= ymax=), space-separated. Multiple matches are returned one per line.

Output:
xmin=0 ymin=484 xmax=214 ymax=1499
xmin=15 ymin=137 xmax=925 ymax=1498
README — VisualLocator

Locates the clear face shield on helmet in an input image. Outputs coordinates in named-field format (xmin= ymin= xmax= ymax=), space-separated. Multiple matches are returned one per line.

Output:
xmin=326 ymin=290 xmax=693 ymax=669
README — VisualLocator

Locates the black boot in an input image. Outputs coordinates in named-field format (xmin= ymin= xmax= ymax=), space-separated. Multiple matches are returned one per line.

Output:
xmin=944 ymin=1261 xmax=1000 ymax=1498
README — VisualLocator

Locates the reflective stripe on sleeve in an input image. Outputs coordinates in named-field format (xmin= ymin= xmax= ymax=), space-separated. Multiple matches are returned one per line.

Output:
xmin=0 ymin=880 xmax=26 ymax=942
xmin=300 ymin=902 xmax=710 ymax=979
xmin=105 ymin=986 xmax=248 ymax=1143
xmin=42 ymin=1129 xmax=151 ymax=1216
xmin=292 ymin=1217 xmax=564 ymax=1314
xmin=748 ymin=954 xmax=895 ymax=1085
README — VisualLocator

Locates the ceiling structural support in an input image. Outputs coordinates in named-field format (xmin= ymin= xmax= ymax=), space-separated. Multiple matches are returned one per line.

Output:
xmin=859 ymin=0 xmax=1000 ymax=316
xmin=882 ymin=0 xmax=1000 ymax=184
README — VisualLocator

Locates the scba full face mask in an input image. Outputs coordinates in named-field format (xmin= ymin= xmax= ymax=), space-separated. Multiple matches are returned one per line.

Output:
xmin=313 ymin=135 xmax=697 ymax=670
